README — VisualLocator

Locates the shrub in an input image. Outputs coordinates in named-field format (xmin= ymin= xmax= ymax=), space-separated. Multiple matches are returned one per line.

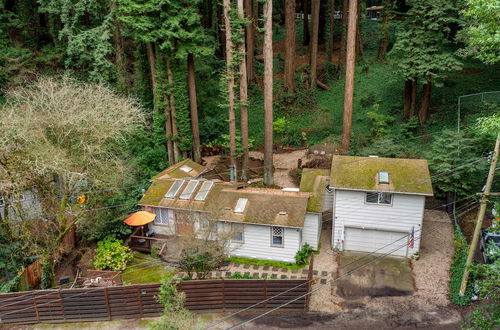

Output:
xmin=179 ymin=246 xmax=224 ymax=280
xmin=229 ymin=272 xmax=257 ymax=279
xmin=93 ymin=237 xmax=133 ymax=271
xmin=449 ymin=226 xmax=474 ymax=305
xmin=41 ymin=259 xmax=54 ymax=289
xmin=295 ymin=243 xmax=313 ymax=265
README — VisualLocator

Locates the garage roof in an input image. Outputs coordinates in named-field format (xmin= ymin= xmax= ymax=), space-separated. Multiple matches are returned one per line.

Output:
xmin=330 ymin=155 xmax=433 ymax=196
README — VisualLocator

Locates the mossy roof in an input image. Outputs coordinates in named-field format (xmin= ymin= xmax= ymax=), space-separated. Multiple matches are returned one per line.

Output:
xmin=299 ymin=168 xmax=330 ymax=213
xmin=330 ymin=156 xmax=433 ymax=196
xmin=138 ymin=179 xmax=310 ymax=227
xmin=152 ymin=159 xmax=206 ymax=181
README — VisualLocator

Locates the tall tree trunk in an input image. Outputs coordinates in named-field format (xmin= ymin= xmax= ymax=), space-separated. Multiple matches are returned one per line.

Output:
xmin=403 ymin=79 xmax=412 ymax=119
xmin=355 ymin=2 xmax=363 ymax=58
xmin=217 ymin=2 xmax=226 ymax=59
xmin=187 ymin=53 xmax=201 ymax=163
xmin=341 ymin=0 xmax=358 ymax=152
xmin=166 ymin=58 xmax=181 ymax=162
xmin=146 ymin=42 xmax=158 ymax=109
xmin=310 ymin=0 xmax=320 ymax=89
xmin=223 ymin=0 xmax=237 ymax=167
xmin=110 ymin=0 xmax=129 ymax=94
xmin=419 ymin=82 xmax=431 ymax=124
xmin=263 ymin=0 xmax=274 ymax=186
xmin=377 ymin=0 xmax=390 ymax=61
xmin=340 ymin=0 xmax=348 ymax=64
xmin=284 ymin=0 xmax=296 ymax=92
xmin=238 ymin=0 xmax=249 ymax=181
xmin=303 ymin=0 xmax=310 ymax=46
xmin=410 ymin=78 xmax=418 ymax=118
xmin=164 ymin=98 xmax=175 ymax=164
xmin=328 ymin=0 xmax=335 ymax=62
xmin=245 ymin=0 xmax=256 ymax=83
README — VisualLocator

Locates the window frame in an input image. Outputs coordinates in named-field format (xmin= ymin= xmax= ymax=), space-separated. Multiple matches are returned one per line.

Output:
xmin=231 ymin=223 xmax=244 ymax=243
xmin=271 ymin=226 xmax=285 ymax=248
xmin=365 ymin=192 xmax=393 ymax=206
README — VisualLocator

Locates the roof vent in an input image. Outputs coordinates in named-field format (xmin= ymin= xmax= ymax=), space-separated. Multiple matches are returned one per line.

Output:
xmin=369 ymin=155 xmax=379 ymax=158
xmin=234 ymin=198 xmax=248 ymax=213
xmin=180 ymin=165 xmax=193 ymax=173
xmin=278 ymin=211 xmax=287 ymax=216
xmin=378 ymin=171 xmax=389 ymax=184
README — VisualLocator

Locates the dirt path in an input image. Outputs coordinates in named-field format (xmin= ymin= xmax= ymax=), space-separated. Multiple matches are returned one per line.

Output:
xmin=249 ymin=149 xmax=308 ymax=188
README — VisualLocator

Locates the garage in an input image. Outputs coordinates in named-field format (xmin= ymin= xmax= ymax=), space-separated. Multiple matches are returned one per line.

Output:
xmin=344 ymin=227 xmax=408 ymax=257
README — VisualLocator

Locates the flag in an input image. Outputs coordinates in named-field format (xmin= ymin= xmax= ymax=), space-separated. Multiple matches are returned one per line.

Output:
xmin=408 ymin=226 xmax=414 ymax=249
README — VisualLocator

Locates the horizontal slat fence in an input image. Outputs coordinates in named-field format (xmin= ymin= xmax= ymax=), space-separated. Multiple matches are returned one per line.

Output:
xmin=0 ymin=280 xmax=308 ymax=325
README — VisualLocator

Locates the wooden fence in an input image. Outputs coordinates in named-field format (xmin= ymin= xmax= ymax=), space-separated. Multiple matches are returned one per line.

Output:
xmin=0 ymin=279 xmax=308 ymax=325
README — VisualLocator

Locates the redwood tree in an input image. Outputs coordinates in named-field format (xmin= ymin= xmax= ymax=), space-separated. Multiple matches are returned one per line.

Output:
xmin=223 ymin=0 xmax=236 ymax=167
xmin=237 ymin=0 xmax=249 ymax=180
xmin=303 ymin=0 xmax=310 ymax=46
xmin=339 ymin=0 xmax=348 ymax=64
xmin=244 ymin=0 xmax=255 ymax=83
xmin=284 ymin=0 xmax=296 ymax=92
xmin=309 ymin=0 xmax=320 ymax=89
xmin=341 ymin=0 xmax=357 ymax=152
xmin=263 ymin=0 xmax=274 ymax=185
xmin=328 ymin=0 xmax=335 ymax=62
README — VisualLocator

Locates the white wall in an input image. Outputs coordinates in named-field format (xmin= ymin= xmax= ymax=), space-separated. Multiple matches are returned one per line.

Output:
xmin=332 ymin=190 xmax=425 ymax=256
xmin=228 ymin=224 xmax=301 ymax=263
xmin=302 ymin=213 xmax=321 ymax=250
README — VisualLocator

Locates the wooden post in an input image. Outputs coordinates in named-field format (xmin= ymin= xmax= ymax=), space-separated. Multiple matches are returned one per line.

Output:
xmin=221 ymin=279 xmax=226 ymax=312
xmin=264 ymin=279 xmax=268 ymax=310
xmin=32 ymin=291 xmax=40 ymax=323
xmin=459 ymin=134 xmax=500 ymax=296
xmin=137 ymin=287 xmax=144 ymax=318
xmin=59 ymin=290 xmax=66 ymax=320
xmin=104 ymin=287 xmax=112 ymax=320
xmin=305 ymin=253 xmax=314 ymax=311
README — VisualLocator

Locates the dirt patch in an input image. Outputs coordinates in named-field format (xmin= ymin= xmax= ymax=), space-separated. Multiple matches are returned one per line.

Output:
xmin=201 ymin=155 xmax=264 ymax=181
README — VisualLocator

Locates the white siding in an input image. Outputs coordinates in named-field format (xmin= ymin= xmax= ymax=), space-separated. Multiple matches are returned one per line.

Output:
xmin=229 ymin=224 xmax=301 ymax=263
xmin=302 ymin=213 xmax=321 ymax=250
xmin=332 ymin=190 xmax=425 ymax=256
xmin=344 ymin=228 xmax=408 ymax=257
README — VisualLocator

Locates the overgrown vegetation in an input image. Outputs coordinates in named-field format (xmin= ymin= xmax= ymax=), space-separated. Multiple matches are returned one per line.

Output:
xmin=295 ymin=243 xmax=313 ymax=265
xmin=93 ymin=237 xmax=133 ymax=271
xmin=449 ymin=225 xmax=474 ymax=305
xmin=228 ymin=256 xmax=308 ymax=270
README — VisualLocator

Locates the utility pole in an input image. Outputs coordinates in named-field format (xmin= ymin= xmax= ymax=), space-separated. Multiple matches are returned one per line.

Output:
xmin=459 ymin=134 xmax=500 ymax=296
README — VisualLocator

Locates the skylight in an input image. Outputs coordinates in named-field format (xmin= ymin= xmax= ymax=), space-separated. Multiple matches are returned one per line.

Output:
xmin=378 ymin=171 xmax=389 ymax=184
xmin=234 ymin=198 xmax=248 ymax=213
xmin=165 ymin=179 xmax=184 ymax=198
xmin=194 ymin=181 xmax=214 ymax=201
xmin=179 ymin=180 xmax=199 ymax=200
xmin=180 ymin=164 xmax=193 ymax=173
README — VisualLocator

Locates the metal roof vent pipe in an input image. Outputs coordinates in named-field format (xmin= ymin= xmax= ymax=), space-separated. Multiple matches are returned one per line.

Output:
xmin=229 ymin=164 xmax=237 ymax=182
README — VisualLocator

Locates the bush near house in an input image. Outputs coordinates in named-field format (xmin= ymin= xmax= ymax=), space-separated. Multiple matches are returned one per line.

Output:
xmin=295 ymin=243 xmax=314 ymax=265
xmin=93 ymin=237 xmax=133 ymax=271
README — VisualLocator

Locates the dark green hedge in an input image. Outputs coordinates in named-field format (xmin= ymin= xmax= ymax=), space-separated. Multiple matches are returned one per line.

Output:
xmin=449 ymin=225 xmax=474 ymax=305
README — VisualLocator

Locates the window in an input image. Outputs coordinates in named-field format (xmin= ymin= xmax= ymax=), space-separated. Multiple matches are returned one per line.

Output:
xmin=180 ymin=165 xmax=193 ymax=173
xmin=194 ymin=181 xmax=214 ymax=201
xmin=365 ymin=192 xmax=392 ymax=205
xmin=378 ymin=171 xmax=389 ymax=184
xmin=234 ymin=198 xmax=248 ymax=213
xmin=232 ymin=223 xmax=244 ymax=243
xmin=165 ymin=179 xmax=184 ymax=198
xmin=153 ymin=208 xmax=169 ymax=225
xmin=179 ymin=180 xmax=199 ymax=200
xmin=271 ymin=226 xmax=284 ymax=247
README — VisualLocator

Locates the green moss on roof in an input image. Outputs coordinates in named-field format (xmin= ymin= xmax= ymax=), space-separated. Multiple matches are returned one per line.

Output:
xmin=139 ymin=180 xmax=173 ymax=206
xmin=300 ymin=168 xmax=329 ymax=212
xmin=330 ymin=156 xmax=433 ymax=195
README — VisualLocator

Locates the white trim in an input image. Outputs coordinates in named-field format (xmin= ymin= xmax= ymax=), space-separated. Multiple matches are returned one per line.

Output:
xmin=332 ymin=187 xmax=433 ymax=197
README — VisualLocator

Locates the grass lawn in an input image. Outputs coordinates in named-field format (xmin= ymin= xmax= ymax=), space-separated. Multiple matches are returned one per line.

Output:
xmin=121 ymin=252 xmax=172 ymax=284
xmin=228 ymin=256 xmax=308 ymax=270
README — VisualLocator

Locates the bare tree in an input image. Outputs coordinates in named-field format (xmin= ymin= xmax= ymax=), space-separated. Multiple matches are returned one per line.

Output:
xmin=310 ymin=0 xmax=320 ymax=89
xmin=341 ymin=0 xmax=358 ymax=152
xmin=187 ymin=53 xmax=201 ymax=163
xmin=223 ymin=0 xmax=237 ymax=168
xmin=263 ymin=0 xmax=274 ymax=186
xmin=284 ymin=0 xmax=296 ymax=92
xmin=238 ymin=0 xmax=250 ymax=181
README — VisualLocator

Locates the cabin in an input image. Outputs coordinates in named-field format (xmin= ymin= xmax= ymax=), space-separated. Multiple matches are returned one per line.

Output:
xmin=329 ymin=155 xmax=433 ymax=257
xmin=138 ymin=161 xmax=322 ymax=263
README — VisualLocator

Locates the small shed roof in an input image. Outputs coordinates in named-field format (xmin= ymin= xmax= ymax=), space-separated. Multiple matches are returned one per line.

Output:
xmin=138 ymin=179 xmax=310 ymax=227
xmin=330 ymin=155 xmax=433 ymax=196
xmin=152 ymin=159 xmax=206 ymax=181
xmin=299 ymin=168 xmax=330 ymax=212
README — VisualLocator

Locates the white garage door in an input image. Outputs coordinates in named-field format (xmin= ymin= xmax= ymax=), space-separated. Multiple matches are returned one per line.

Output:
xmin=344 ymin=227 xmax=408 ymax=257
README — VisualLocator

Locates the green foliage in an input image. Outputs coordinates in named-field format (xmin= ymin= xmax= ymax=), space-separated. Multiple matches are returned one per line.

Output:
xmin=390 ymin=0 xmax=462 ymax=85
xmin=295 ymin=243 xmax=313 ymax=265
xmin=449 ymin=226 xmax=474 ymax=305
xmin=41 ymin=259 xmax=54 ymax=289
xmin=463 ymin=304 xmax=500 ymax=330
xmin=458 ymin=0 xmax=500 ymax=65
xmin=366 ymin=104 xmax=395 ymax=138
xmin=229 ymin=271 xmax=258 ymax=279
xmin=206 ymin=130 xmax=255 ymax=157
xmin=150 ymin=272 xmax=201 ymax=330
xmin=227 ymin=256 xmax=307 ymax=270
xmin=179 ymin=246 xmax=224 ymax=280
xmin=0 ymin=275 xmax=20 ymax=293
xmin=93 ymin=237 xmax=133 ymax=271
xmin=426 ymin=129 xmax=487 ymax=198
xmin=472 ymin=240 xmax=499 ymax=300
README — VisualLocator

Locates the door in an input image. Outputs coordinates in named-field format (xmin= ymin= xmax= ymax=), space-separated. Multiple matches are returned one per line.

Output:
xmin=344 ymin=227 xmax=408 ymax=257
